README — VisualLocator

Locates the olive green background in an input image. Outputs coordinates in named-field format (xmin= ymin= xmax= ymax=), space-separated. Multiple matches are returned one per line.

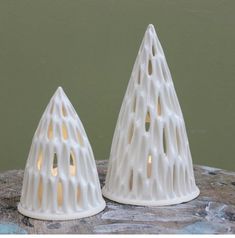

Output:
xmin=0 ymin=0 xmax=234 ymax=171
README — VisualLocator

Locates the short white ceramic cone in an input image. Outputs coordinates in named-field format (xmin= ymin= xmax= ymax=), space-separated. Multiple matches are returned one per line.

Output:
xmin=102 ymin=24 xmax=200 ymax=206
xmin=18 ymin=87 xmax=106 ymax=220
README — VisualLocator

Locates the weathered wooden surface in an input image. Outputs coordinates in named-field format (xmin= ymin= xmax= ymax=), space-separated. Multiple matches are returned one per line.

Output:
xmin=0 ymin=161 xmax=235 ymax=234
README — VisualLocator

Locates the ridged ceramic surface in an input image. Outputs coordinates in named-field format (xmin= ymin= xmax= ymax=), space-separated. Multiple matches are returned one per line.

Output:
xmin=102 ymin=24 xmax=200 ymax=206
xmin=18 ymin=87 xmax=105 ymax=220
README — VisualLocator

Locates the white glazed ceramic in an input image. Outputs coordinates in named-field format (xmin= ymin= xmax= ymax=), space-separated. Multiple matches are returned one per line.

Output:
xmin=18 ymin=87 xmax=106 ymax=220
xmin=102 ymin=24 xmax=200 ymax=206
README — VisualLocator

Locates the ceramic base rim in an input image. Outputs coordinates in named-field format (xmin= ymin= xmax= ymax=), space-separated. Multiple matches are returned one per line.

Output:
xmin=102 ymin=187 xmax=200 ymax=206
xmin=17 ymin=201 xmax=106 ymax=221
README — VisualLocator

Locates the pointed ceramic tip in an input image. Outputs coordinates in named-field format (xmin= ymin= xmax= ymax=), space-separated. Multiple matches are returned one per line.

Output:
xmin=56 ymin=86 xmax=64 ymax=93
xmin=52 ymin=86 xmax=67 ymax=100
xmin=56 ymin=86 xmax=65 ymax=94
xmin=140 ymin=24 xmax=159 ymax=53
xmin=147 ymin=24 xmax=155 ymax=31
xmin=146 ymin=24 xmax=157 ymax=35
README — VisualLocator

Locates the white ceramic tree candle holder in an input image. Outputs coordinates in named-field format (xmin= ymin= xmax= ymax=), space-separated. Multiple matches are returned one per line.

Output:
xmin=102 ymin=24 xmax=200 ymax=206
xmin=18 ymin=87 xmax=106 ymax=220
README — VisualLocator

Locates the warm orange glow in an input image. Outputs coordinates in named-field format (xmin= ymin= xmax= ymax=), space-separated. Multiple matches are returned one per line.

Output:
xmin=147 ymin=155 xmax=152 ymax=178
xmin=38 ymin=177 xmax=43 ymax=206
xmin=145 ymin=111 xmax=151 ymax=123
xmin=62 ymin=123 xmax=68 ymax=140
xmin=77 ymin=129 xmax=84 ymax=146
xmin=145 ymin=111 xmax=151 ymax=131
xmin=57 ymin=181 xmax=63 ymax=207
xmin=70 ymin=151 xmax=76 ymax=176
xmin=51 ymin=165 xmax=76 ymax=177
xmin=69 ymin=165 xmax=76 ymax=176
xmin=62 ymin=104 xmax=67 ymax=117
xmin=51 ymin=167 xmax=58 ymax=176
xmin=48 ymin=121 xmax=53 ymax=139
xmin=37 ymin=150 xmax=43 ymax=170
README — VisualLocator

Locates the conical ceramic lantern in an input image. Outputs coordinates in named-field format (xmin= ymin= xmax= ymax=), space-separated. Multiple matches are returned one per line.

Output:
xmin=102 ymin=24 xmax=200 ymax=206
xmin=18 ymin=87 xmax=106 ymax=220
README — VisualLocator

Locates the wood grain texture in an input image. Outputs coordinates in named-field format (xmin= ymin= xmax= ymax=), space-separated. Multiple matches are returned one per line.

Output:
xmin=0 ymin=161 xmax=235 ymax=234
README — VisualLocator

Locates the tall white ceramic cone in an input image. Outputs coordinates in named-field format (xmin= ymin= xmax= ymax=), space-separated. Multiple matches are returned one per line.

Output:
xmin=102 ymin=24 xmax=200 ymax=206
xmin=18 ymin=87 xmax=106 ymax=220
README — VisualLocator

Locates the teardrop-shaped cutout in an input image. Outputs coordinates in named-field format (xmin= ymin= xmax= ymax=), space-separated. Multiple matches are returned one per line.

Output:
xmin=161 ymin=61 xmax=167 ymax=81
xmin=173 ymin=164 xmax=178 ymax=195
xmin=128 ymin=123 xmax=134 ymax=144
xmin=62 ymin=104 xmax=67 ymax=117
xmin=163 ymin=127 xmax=167 ymax=155
xmin=147 ymin=154 xmax=152 ymax=178
xmin=176 ymin=127 xmax=181 ymax=154
xmin=145 ymin=111 xmax=151 ymax=132
xmin=148 ymin=59 xmax=152 ymax=75
xmin=62 ymin=123 xmax=68 ymax=140
xmin=51 ymin=153 xmax=58 ymax=176
xmin=57 ymin=181 xmax=63 ymax=207
xmin=137 ymin=69 xmax=141 ymax=84
xmin=152 ymin=45 xmax=156 ymax=56
xmin=38 ymin=176 xmax=43 ymax=207
xmin=129 ymin=169 xmax=133 ymax=191
xmin=37 ymin=148 xmax=43 ymax=170
xmin=77 ymin=185 xmax=81 ymax=203
xmin=47 ymin=121 xmax=53 ymax=139
xmin=70 ymin=151 xmax=76 ymax=176
xmin=77 ymin=129 xmax=84 ymax=146
xmin=157 ymin=97 xmax=161 ymax=116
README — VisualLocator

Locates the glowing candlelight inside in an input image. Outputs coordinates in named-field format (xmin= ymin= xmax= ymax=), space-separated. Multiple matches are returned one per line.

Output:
xmin=51 ymin=165 xmax=76 ymax=177
xmin=18 ymin=86 xmax=106 ymax=220
xmin=147 ymin=155 xmax=152 ymax=178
